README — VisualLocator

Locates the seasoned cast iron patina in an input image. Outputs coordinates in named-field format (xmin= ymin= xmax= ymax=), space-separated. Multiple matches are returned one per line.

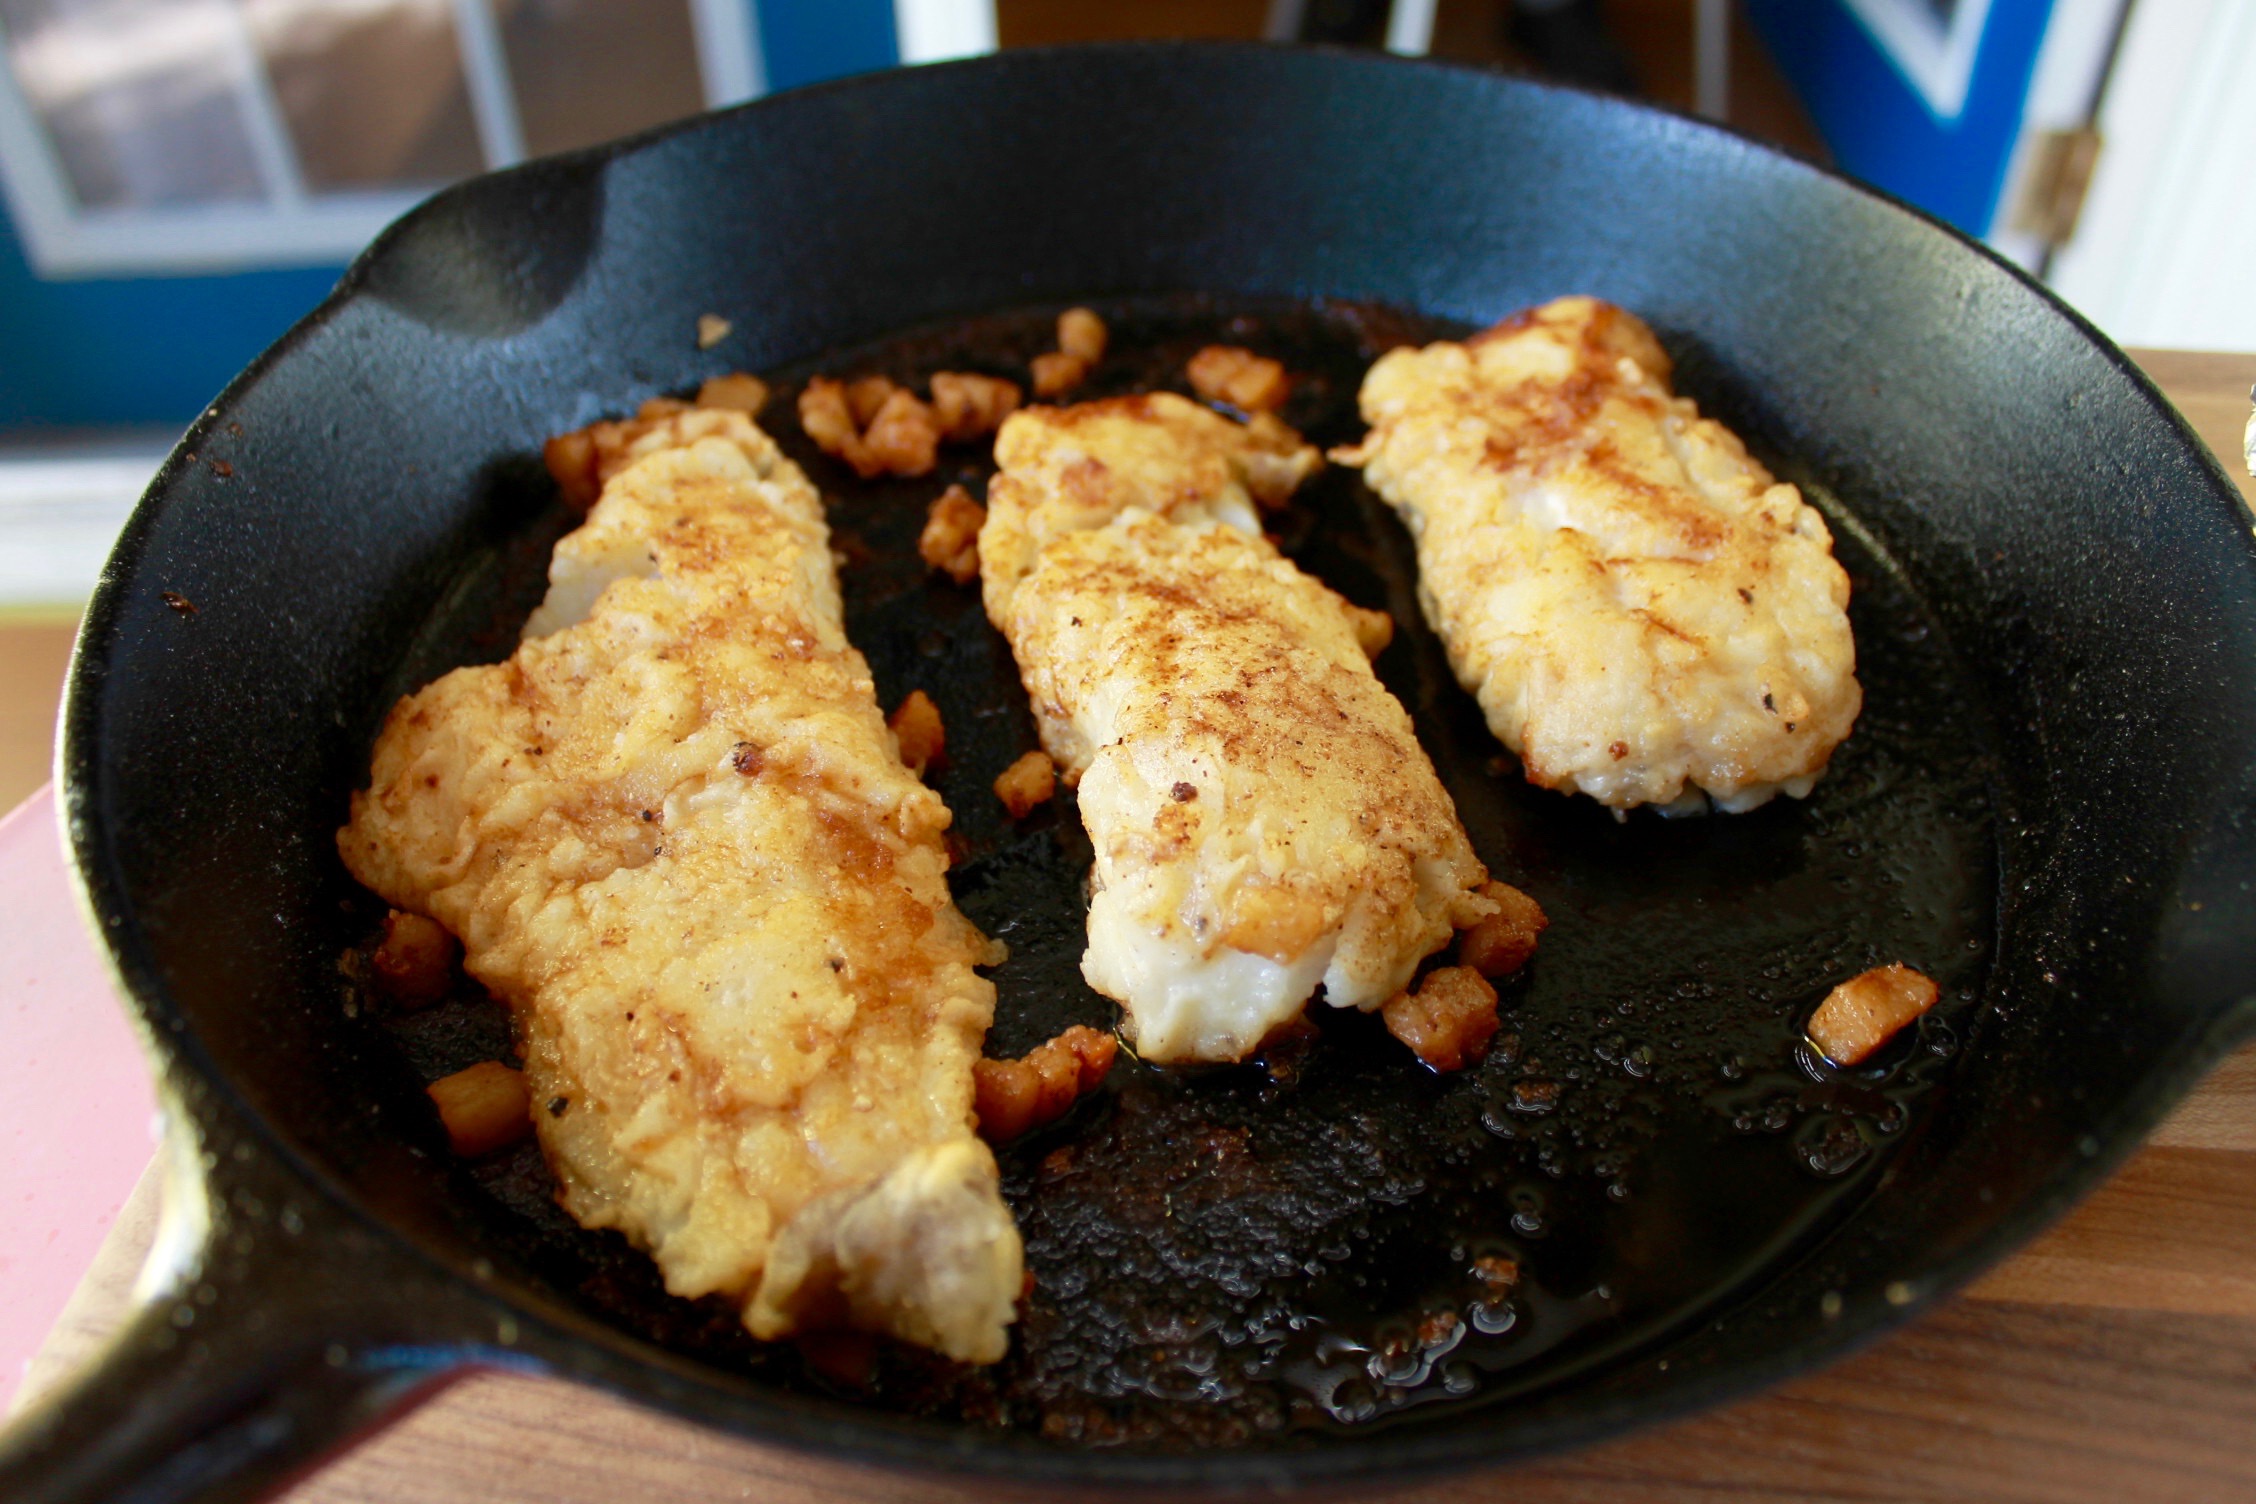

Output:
xmin=5 ymin=41 xmax=2254 ymax=1504
xmin=367 ymin=295 xmax=2000 ymax=1446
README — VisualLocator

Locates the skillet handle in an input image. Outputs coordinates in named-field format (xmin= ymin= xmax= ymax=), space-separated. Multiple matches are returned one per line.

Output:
xmin=0 ymin=1302 xmax=452 ymax=1504
xmin=0 ymin=1135 xmax=494 ymax=1504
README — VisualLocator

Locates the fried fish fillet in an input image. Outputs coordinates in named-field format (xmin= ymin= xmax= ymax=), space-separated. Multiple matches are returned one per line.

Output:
xmin=1343 ymin=296 xmax=1860 ymax=813
xmin=980 ymin=393 xmax=1494 ymax=1063
xmin=339 ymin=408 xmax=1021 ymax=1363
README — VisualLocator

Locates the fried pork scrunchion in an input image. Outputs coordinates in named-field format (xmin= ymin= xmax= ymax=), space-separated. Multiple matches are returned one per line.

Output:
xmin=1342 ymin=295 xmax=1861 ymax=813
xmin=1382 ymin=966 xmax=1500 ymax=1073
xmin=798 ymin=371 xmax=1021 ymax=479
xmin=919 ymin=483 xmax=987 ymax=583
xmin=888 ymin=689 xmax=945 ymax=780
xmin=1458 ymin=880 xmax=1547 ymax=980
xmin=993 ymin=749 xmax=1056 ymax=819
xmin=932 ymin=372 xmax=1022 ymax=442
xmin=973 ymin=1025 xmax=1118 ymax=1143
xmin=1057 ymin=307 xmax=1107 ymax=364
xmin=340 ymin=407 xmax=1022 ymax=1364
xmin=1032 ymin=307 xmax=1108 ymax=399
xmin=1808 ymin=964 xmax=1939 ymax=1067
xmin=427 ymin=1061 xmax=532 ymax=1156
xmin=979 ymin=393 xmax=1497 ymax=1064
xmin=1187 ymin=344 xmax=1289 ymax=412
xmin=370 ymin=908 xmax=456 ymax=1006
xmin=542 ymin=381 xmax=770 ymax=510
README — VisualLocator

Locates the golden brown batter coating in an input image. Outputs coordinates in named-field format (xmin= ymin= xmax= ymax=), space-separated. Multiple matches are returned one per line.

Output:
xmin=1343 ymin=296 xmax=1861 ymax=813
xmin=340 ymin=408 xmax=1020 ymax=1363
xmin=980 ymin=394 xmax=1494 ymax=1063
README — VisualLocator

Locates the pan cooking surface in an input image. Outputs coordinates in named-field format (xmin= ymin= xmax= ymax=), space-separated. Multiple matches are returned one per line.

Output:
xmin=361 ymin=294 xmax=1996 ymax=1447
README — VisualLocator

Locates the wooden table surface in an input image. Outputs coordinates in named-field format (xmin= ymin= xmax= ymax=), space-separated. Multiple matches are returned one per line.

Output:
xmin=14 ymin=351 xmax=2256 ymax=1503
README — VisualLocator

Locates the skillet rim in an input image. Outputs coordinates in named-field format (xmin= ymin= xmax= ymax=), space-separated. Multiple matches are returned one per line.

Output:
xmin=53 ymin=37 xmax=2256 ymax=1491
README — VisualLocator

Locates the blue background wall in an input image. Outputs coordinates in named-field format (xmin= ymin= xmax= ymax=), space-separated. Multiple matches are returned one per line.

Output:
xmin=5 ymin=1 xmax=2072 ymax=433
xmin=0 ymin=0 xmax=898 ymax=433
xmin=1744 ymin=0 xmax=2057 ymax=239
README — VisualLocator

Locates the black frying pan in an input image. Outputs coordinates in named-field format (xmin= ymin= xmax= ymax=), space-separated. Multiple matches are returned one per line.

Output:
xmin=6 ymin=42 xmax=2254 ymax=1504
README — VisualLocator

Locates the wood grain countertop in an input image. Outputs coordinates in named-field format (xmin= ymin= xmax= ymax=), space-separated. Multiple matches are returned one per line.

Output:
xmin=11 ymin=349 xmax=2256 ymax=1503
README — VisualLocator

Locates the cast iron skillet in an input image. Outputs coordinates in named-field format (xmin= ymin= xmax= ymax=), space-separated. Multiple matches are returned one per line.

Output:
xmin=5 ymin=41 xmax=2255 ymax=1504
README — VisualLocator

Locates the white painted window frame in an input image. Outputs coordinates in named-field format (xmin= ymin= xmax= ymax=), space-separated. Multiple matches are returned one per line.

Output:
xmin=1383 ymin=0 xmax=1436 ymax=55
xmin=0 ymin=0 xmax=768 ymax=279
xmin=2043 ymin=0 xmax=2256 ymax=352
xmin=1260 ymin=0 xmax=1435 ymax=52
xmin=891 ymin=0 xmax=993 ymax=65
xmin=0 ymin=445 xmax=165 ymax=609
xmin=1838 ymin=0 xmax=1997 ymax=120
xmin=1982 ymin=0 xmax=2121 ymax=265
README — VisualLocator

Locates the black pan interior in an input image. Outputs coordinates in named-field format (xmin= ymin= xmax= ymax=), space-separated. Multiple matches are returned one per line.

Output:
xmin=62 ymin=44 xmax=2256 ymax=1482
xmin=364 ymin=293 xmax=1995 ymax=1446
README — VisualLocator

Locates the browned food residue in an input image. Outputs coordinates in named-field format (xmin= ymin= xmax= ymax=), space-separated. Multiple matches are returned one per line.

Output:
xmin=371 ymin=908 xmax=458 ymax=1006
xmin=889 ymin=689 xmax=946 ymax=779
xmin=1031 ymin=308 xmax=1109 ymax=398
xmin=931 ymin=372 xmax=1022 ymax=442
xmin=799 ymin=371 xmax=1022 ymax=478
xmin=1458 ymin=880 xmax=1547 ymax=979
xmin=1807 ymin=963 xmax=1938 ymax=1066
xmin=1381 ymin=966 xmax=1501 ymax=1073
xmin=544 ymin=379 xmax=770 ymax=509
xmin=919 ymin=483 xmax=987 ymax=583
xmin=994 ymin=749 xmax=1056 ymax=818
xmin=974 ymin=1025 xmax=1117 ymax=1143
xmin=1187 ymin=344 xmax=1290 ymax=412
xmin=796 ymin=1331 xmax=878 ymax=1388
xmin=428 ymin=1060 xmax=532 ymax=1156
xmin=696 ymin=372 xmax=768 ymax=413
xmin=1057 ymin=308 xmax=1107 ymax=363
xmin=1031 ymin=351 xmax=1088 ymax=400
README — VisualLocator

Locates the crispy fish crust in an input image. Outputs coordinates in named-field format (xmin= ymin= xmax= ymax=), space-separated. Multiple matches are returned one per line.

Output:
xmin=339 ymin=409 xmax=1021 ymax=1363
xmin=981 ymin=394 xmax=1493 ymax=1063
xmin=1344 ymin=296 xmax=1861 ymax=812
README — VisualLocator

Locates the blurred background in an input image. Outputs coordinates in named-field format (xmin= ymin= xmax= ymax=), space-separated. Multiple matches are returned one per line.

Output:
xmin=0 ymin=0 xmax=2249 ymax=802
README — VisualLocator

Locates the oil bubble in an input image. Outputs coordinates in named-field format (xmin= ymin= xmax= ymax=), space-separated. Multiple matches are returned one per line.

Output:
xmin=1793 ymin=1114 xmax=1870 ymax=1178
xmin=1507 ymin=1078 xmax=1561 ymax=1115
xmin=1469 ymin=1301 xmax=1516 ymax=1336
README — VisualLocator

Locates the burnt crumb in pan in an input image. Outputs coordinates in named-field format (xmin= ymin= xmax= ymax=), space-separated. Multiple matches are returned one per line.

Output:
xmin=346 ymin=295 xmax=1996 ymax=1446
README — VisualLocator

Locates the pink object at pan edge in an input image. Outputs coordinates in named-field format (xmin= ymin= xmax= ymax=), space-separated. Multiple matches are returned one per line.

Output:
xmin=0 ymin=787 xmax=159 ymax=1413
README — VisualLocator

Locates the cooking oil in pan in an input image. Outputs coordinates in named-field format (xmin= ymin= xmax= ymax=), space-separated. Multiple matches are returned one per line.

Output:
xmin=364 ymin=295 xmax=1996 ymax=1447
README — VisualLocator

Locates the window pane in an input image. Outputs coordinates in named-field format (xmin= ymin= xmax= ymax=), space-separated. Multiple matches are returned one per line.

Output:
xmin=500 ymin=0 xmax=703 ymax=159
xmin=0 ymin=0 xmax=264 ymax=209
xmin=241 ymin=0 xmax=483 ymax=192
